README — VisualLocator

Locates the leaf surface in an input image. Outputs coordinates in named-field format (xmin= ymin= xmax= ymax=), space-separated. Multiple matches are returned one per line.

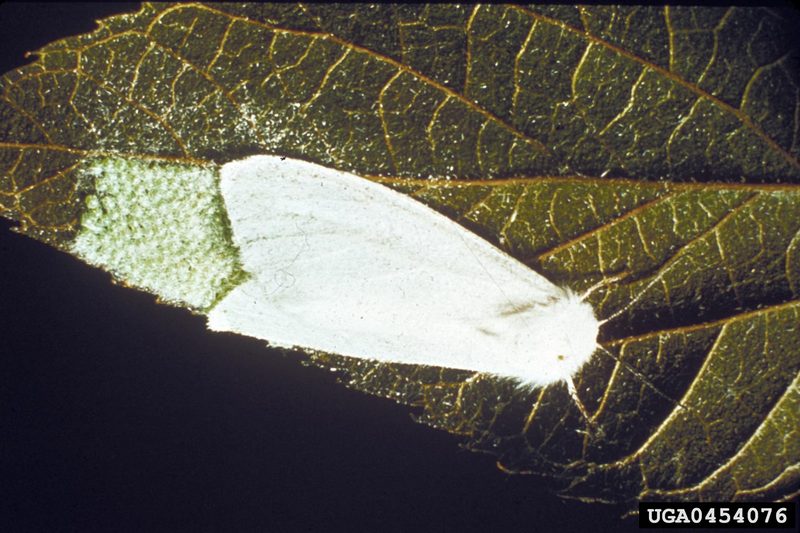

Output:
xmin=1 ymin=3 xmax=798 ymax=506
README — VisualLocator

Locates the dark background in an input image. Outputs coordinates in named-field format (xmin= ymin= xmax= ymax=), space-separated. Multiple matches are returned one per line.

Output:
xmin=0 ymin=4 xmax=790 ymax=533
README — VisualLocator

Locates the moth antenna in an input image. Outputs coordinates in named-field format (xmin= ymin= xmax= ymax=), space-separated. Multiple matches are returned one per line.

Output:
xmin=578 ymin=271 xmax=629 ymax=301
xmin=595 ymin=343 xmax=618 ymax=362
xmin=597 ymin=266 xmax=672 ymax=326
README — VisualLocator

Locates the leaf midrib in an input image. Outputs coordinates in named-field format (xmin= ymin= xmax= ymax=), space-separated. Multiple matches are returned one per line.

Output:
xmin=4 ymin=141 xmax=800 ymax=192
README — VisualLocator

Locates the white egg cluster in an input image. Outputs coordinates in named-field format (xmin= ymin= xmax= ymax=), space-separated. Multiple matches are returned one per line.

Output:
xmin=71 ymin=158 xmax=243 ymax=310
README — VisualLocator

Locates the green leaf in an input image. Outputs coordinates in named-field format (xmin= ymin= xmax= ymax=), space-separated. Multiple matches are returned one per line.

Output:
xmin=1 ymin=3 xmax=798 ymax=508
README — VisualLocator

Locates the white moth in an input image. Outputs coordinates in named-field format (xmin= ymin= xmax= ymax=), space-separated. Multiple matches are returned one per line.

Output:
xmin=207 ymin=156 xmax=603 ymax=394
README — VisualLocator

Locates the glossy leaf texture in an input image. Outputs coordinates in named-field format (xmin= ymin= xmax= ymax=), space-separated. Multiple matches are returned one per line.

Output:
xmin=1 ymin=4 xmax=798 ymax=507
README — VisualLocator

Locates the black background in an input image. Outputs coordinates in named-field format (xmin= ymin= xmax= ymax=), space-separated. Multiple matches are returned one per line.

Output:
xmin=0 ymin=4 xmax=791 ymax=533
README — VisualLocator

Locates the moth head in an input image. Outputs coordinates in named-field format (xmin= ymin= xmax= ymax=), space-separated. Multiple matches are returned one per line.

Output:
xmin=534 ymin=289 xmax=600 ymax=383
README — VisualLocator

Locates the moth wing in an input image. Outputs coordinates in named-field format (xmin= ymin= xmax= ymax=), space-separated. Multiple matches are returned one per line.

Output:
xmin=207 ymin=156 xmax=564 ymax=375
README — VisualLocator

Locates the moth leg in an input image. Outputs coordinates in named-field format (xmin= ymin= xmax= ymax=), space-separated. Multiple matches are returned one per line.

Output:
xmin=566 ymin=375 xmax=595 ymax=432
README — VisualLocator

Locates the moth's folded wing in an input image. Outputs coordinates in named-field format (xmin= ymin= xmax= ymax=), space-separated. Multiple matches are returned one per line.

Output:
xmin=207 ymin=156 xmax=562 ymax=374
